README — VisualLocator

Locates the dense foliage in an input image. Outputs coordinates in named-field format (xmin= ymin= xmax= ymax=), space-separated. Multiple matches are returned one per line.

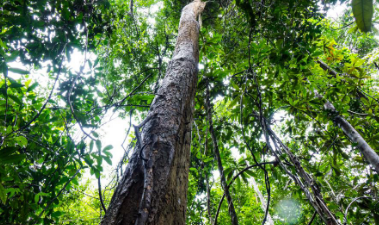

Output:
xmin=0 ymin=0 xmax=378 ymax=224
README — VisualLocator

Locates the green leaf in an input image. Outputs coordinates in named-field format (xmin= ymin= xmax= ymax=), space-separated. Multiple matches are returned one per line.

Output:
xmin=9 ymin=94 xmax=22 ymax=105
xmin=0 ymin=147 xmax=18 ymax=158
xmin=90 ymin=140 xmax=94 ymax=152
xmin=84 ymin=155 xmax=93 ymax=166
xmin=4 ymin=51 xmax=19 ymax=62
xmin=103 ymin=156 xmax=112 ymax=165
xmin=104 ymin=151 xmax=113 ymax=158
xmin=96 ymin=140 xmax=102 ymax=151
xmin=94 ymin=155 xmax=102 ymax=167
xmin=0 ymin=39 xmax=7 ymax=50
xmin=62 ymin=7 xmax=70 ymax=20
xmin=8 ymin=67 xmax=29 ymax=75
xmin=71 ymin=177 xmax=79 ymax=186
xmin=0 ymin=184 xmax=6 ymax=203
xmin=244 ymin=170 xmax=255 ymax=177
xmin=0 ymin=87 xmax=6 ymax=96
xmin=51 ymin=211 xmax=65 ymax=218
xmin=27 ymin=83 xmax=38 ymax=92
xmin=15 ymin=136 xmax=28 ymax=147
xmin=94 ymin=170 xmax=100 ymax=179
xmin=103 ymin=145 xmax=113 ymax=152
xmin=9 ymin=83 xmax=24 ymax=88
xmin=203 ymin=157 xmax=213 ymax=163
xmin=352 ymin=0 xmax=373 ymax=32
xmin=90 ymin=167 xmax=95 ymax=175
xmin=34 ymin=193 xmax=40 ymax=204
xmin=92 ymin=131 xmax=99 ymax=138
xmin=0 ymin=154 xmax=26 ymax=164
xmin=6 ymin=188 xmax=20 ymax=198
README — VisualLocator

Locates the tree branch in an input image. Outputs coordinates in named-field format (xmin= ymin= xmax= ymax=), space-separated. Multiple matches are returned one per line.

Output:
xmin=19 ymin=62 xmax=62 ymax=132
xmin=307 ymin=211 xmax=317 ymax=225
xmin=214 ymin=161 xmax=276 ymax=225
xmin=38 ymin=167 xmax=82 ymax=218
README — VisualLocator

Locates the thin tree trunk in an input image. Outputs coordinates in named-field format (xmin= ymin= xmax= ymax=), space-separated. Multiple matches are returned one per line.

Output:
xmin=206 ymin=174 xmax=214 ymax=225
xmin=205 ymin=85 xmax=239 ymax=225
xmin=129 ymin=0 xmax=133 ymax=15
xmin=317 ymin=61 xmax=379 ymax=173
xmin=251 ymin=177 xmax=274 ymax=225
xmin=101 ymin=1 xmax=206 ymax=224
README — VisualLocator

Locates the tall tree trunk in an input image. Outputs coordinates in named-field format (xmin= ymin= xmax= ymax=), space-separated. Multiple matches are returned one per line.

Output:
xmin=251 ymin=177 xmax=274 ymax=225
xmin=206 ymin=174 xmax=214 ymax=225
xmin=317 ymin=60 xmax=379 ymax=173
xmin=205 ymin=85 xmax=239 ymax=225
xmin=101 ymin=1 xmax=205 ymax=224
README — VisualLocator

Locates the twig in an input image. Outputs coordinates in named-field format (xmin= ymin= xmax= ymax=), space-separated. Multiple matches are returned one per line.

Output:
xmin=18 ymin=62 xmax=62 ymax=132
xmin=331 ymin=22 xmax=354 ymax=30
xmin=308 ymin=211 xmax=317 ymax=225
xmin=67 ymin=26 xmax=95 ymax=141
xmin=73 ymin=188 xmax=100 ymax=200
xmin=39 ymin=167 xmax=82 ymax=217
xmin=97 ymin=131 xmax=107 ymax=213
xmin=347 ymin=110 xmax=368 ymax=117
xmin=357 ymin=88 xmax=379 ymax=104
xmin=3 ymin=65 xmax=8 ymax=129
xmin=116 ymin=71 xmax=156 ymax=106
xmin=98 ymin=173 xmax=107 ymax=213
xmin=374 ymin=62 xmax=379 ymax=71
xmin=129 ymin=0 xmax=133 ymax=16
xmin=343 ymin=196 xmax=375 ymax=225
xmin=121 ymin=109 xmax=134 ymax=151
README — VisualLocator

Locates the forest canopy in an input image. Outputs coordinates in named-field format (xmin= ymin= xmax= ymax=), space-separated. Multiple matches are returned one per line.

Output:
xmin=0 ymin=0 xmax=379 ymax=224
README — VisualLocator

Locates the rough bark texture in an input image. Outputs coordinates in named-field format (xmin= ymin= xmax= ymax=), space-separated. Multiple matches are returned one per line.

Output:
xmin=101 ymin=1 xmax=205 ymax=224
xmin=317 ymin=60 xmax=379 ymax=173
xmin=205 ymin=86 xmax=239 ymax=225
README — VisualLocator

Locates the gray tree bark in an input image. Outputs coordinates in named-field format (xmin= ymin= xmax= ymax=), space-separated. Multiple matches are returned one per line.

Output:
xmin=317 ymin=60 xmax=379 ymax=173
xmin=206 ymin=174 xmax=214 ymax=225
xmin=205 ymin=85 xmax=239 ymax=225
xmin=101 ymin=1 xmax=206 ymax=224
xmin=250 ymin=177 xmax=274 ymax=225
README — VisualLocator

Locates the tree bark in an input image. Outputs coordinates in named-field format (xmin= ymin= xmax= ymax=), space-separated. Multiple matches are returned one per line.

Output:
xmin=101 ymin=1 xmax=205 ymax=224
xmin=317 ymin=61 xmax=379 ymax=173
xmin=334 ymin=116 xmax=379 ymax=173
xmin=323 ymin=99 xmax=379 ymax=173
xmin=206 ymin=174 xmax=214 ymax=225
xmin=251 ymin=177 xmax=274 ymax=225
xmin=205 ymin=85 xmax=239 ymax=225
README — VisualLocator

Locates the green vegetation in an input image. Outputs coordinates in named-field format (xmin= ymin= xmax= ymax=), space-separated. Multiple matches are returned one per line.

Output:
xmin=0 ymin=0 xmax=378 ymax=224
